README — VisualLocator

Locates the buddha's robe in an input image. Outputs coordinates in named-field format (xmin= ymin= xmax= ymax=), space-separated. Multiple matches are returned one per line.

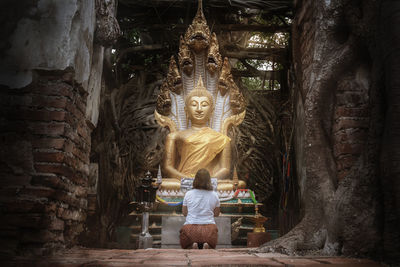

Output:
xmin=177 ymin=127 xmax=230 ymax=177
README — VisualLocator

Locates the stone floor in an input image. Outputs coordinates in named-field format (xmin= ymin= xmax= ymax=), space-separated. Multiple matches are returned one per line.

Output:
xmin=6 ymin=247 xmax=384 ymax=267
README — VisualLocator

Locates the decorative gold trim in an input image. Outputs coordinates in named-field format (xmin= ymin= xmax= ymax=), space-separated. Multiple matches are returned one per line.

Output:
xmin=221 ymin=110 xmax=246 ymax=135
xmin=154 ymin=110 xmax=177 ymax=133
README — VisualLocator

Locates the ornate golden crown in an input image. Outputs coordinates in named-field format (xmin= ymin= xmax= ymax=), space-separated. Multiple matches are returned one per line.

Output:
xmin=155 ymin=0 xmax=246 ymax=134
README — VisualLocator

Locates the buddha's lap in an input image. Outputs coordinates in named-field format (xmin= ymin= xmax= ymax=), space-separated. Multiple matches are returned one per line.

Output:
xmin=158 ymin=178 xmax=246 ymax=191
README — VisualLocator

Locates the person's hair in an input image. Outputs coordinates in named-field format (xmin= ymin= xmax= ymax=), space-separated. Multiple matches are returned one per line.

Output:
xmin=193 ymin=168 xmax=213 ymax=190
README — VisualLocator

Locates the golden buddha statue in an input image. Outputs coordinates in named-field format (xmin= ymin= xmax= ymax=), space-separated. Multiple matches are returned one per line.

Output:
xmin=154 ymin=0 xmax=246 ymax=193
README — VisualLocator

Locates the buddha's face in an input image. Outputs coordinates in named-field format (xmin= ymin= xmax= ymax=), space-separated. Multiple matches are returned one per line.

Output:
xmin=186 ymin=96 xmax=213 ymax=124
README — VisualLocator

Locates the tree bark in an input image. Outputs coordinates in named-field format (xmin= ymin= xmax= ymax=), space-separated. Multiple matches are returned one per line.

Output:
xmin=257 ymin=0 xmax=383 ymax=257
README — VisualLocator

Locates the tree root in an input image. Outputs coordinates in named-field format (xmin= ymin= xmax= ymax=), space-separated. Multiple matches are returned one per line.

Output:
xmin=256 ymin=216 xmax=327 ymax=255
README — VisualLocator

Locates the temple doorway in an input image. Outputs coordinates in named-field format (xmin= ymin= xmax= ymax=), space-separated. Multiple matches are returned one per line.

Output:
xmin=1 ymin=0 xmax=399 ymax=264
xmin=87 ymin=0 xmax=297 ymax=249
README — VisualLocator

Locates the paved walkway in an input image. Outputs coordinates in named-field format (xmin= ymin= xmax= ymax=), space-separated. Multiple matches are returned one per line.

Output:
xmin=7 ymin=247 xmax=383 ymax=266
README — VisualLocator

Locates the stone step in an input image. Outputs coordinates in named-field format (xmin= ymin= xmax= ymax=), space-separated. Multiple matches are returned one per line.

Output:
xmin=11 ymin=247 xmax=385 ymax=266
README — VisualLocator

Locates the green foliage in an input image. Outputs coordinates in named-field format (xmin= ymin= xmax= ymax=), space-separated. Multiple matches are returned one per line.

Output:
xmin=247 ymin=14 xmax=290 ymax=49
xmin=124 ymin=29 xmax=141 ymax=45
xmin=241 ymin=77 xmax=280 ymax=91
xmin=247 ymin=32 xmax=289 ymax=48
xmin=254 ymin=13 xmax=291 ymax=26
xmin=237 ymin=60 xmax=283 ymax=91
xmin=236 ymin=60 xmax=247 ymax=71
xmin=235 ymin=12 xmax=289 ymax=91
xmin=242 ymin=77 xmax=263 ymax=90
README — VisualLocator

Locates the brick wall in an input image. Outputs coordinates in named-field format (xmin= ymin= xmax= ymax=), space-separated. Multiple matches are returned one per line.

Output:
xmin=332 ymin=75 xmax=369 ymax=181
xmin=0 ymin=70 xmax=92 ymax=256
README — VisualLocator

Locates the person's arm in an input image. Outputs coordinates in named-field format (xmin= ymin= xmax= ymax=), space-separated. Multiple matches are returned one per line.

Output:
xmin=213 ymin=192 xmax=220 ymax=217
xmin=182 ymin=206 xmax=187 ymax=217
xmin=182 ymin=191 xmax=189 ymax=217
xmin=213 ymin=206 xmax=220 ymax=217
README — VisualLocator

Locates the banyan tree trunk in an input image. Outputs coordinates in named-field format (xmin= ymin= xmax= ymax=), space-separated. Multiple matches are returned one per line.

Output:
xmin=258 ymin=0 xmax=387 ymax=257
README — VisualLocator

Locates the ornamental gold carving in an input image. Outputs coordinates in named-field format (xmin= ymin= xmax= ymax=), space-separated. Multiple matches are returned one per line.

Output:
xmin=155 ymin=0 xmax=247 ymax=192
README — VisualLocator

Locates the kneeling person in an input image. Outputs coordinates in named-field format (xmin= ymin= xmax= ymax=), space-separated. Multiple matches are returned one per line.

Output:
xmin=180 ymin=169 xmax=220 ymax=249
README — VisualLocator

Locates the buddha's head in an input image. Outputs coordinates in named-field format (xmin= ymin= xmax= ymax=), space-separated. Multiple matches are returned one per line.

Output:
xmin=185 ymin=78 xmax=214 ymax=125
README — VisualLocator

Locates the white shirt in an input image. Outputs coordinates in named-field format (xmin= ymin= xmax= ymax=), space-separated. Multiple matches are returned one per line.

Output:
xmin=183 ymin=189 xmax=220 ymax=225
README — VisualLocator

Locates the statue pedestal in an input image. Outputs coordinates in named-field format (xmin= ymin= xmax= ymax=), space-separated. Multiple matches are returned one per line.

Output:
xmin=246 ymin=232 xmax=270 ymax=247
xmin=129 ymin=194 xmax=266 ymax=247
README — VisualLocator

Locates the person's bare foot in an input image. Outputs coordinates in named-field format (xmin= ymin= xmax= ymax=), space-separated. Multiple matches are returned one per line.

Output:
xmin=203 ymin=243 xmax=210 ymax=249
xmin=192 ymin=243 xmax=198 ymax=249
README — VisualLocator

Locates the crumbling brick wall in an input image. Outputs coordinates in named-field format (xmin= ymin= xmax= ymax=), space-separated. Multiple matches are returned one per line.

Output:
xmin=332 ymin=74 xmax=370 ymax=181
xmin=0 ymin=70 xmax=92 ymax=256
xmin=0 ymin=0 xmax=120 ymax=256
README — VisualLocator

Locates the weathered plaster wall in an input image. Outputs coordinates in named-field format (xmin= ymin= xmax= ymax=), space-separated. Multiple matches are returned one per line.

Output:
xmin=85 ymin=45 xmax=105 ymax=126
xmin=0 ymin=0 xmax=108 ymax=127
xmin=0 ymin=0 xmax=95 ymax=90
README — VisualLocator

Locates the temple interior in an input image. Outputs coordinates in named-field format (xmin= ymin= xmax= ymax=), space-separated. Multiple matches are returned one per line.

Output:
xmin=1 ymin=0 xmax=400 ymax=265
